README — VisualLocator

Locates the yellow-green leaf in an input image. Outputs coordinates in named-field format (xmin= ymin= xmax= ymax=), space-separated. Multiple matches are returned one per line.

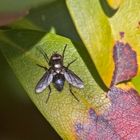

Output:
xmin=66 ymin=0 xmax=140 ymax=88
xmin=66 ymin=0 xmax=114 ymax=86
xmin=0 ymin=29 xmax=109 ymax=139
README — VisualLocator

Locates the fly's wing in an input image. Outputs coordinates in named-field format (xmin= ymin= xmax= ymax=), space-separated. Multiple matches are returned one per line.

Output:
xmin=64 ymin=69 xmax=84 ymax=88
xmin=35 ymin=70 xmax=53 ymax=93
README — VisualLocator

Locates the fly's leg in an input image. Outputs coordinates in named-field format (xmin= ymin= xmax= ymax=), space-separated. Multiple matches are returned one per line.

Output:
xmin=62 ymin=44 xmax=67 ymax=59
xmin=66 ymin=58 xmax=77 ymax=69
xmin=37 ymin=47 xmax=49 ymax=63
xmin=46 ymin=85 xmax=51 ymax=104
xmin=69 ymin=84 xmax=79 ymax=102
xmin=36 ymin=64 xmax=48 ymax=71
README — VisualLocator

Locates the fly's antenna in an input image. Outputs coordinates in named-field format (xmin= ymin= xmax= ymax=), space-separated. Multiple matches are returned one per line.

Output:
xmin=62 ymin=44 xmax=67 ymax=59
xmin=37 ymin=47 xmax=49 ymax=63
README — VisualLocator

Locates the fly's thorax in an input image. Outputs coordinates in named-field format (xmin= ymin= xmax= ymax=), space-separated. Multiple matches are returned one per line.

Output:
xmin=52 ymin=66 xmax=65 ymax=75
xmin=49 ymin=53 xmax=63 ymax=67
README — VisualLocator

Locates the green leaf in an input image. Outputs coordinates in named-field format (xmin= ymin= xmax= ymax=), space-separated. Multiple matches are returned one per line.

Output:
xmin=132 ymin=76 xmax=140 ymax=93
xmin=0 ymin=0 xmax=56 ymax=12
xmin=66 ymin=0 xmax=114 ymax=86
xmin=0 ymin=29 xmax=109 ymax=139
xmin=66 ymin=0 xmax=140 ymax=88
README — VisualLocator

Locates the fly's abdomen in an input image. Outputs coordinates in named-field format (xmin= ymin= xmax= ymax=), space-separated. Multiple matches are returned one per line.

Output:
xmin=53 ymin=74 xmax=65 ymax=91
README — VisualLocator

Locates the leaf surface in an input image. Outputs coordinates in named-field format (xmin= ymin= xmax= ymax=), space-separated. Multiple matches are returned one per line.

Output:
xmin=0 ymin=29 xmax=108 ymax=139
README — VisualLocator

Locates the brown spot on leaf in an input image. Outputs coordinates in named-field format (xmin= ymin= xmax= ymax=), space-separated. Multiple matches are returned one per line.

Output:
xmin=119 ymin=32 xmax=125 ymax=39
xmin=74 ymin=86 xmax=140 ymax=140
xmin=111 ymin=41 xmax=137 ymax=87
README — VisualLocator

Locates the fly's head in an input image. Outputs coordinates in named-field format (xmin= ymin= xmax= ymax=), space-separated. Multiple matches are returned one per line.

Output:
xmin=49 ymin=53 xmax=63 ymax=68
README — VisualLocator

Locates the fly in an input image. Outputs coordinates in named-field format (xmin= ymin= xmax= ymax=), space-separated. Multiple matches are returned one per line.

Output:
xmin=35 ymin=44 xmax=84 ymax=103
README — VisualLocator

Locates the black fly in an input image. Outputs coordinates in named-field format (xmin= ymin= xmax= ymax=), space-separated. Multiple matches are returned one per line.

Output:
xmin=35 ymin=44 xmax=84 ymax=103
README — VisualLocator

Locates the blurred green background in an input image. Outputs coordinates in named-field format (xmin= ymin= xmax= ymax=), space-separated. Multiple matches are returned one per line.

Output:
xmin=0 ymin=51 xmax=61 ymax=139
